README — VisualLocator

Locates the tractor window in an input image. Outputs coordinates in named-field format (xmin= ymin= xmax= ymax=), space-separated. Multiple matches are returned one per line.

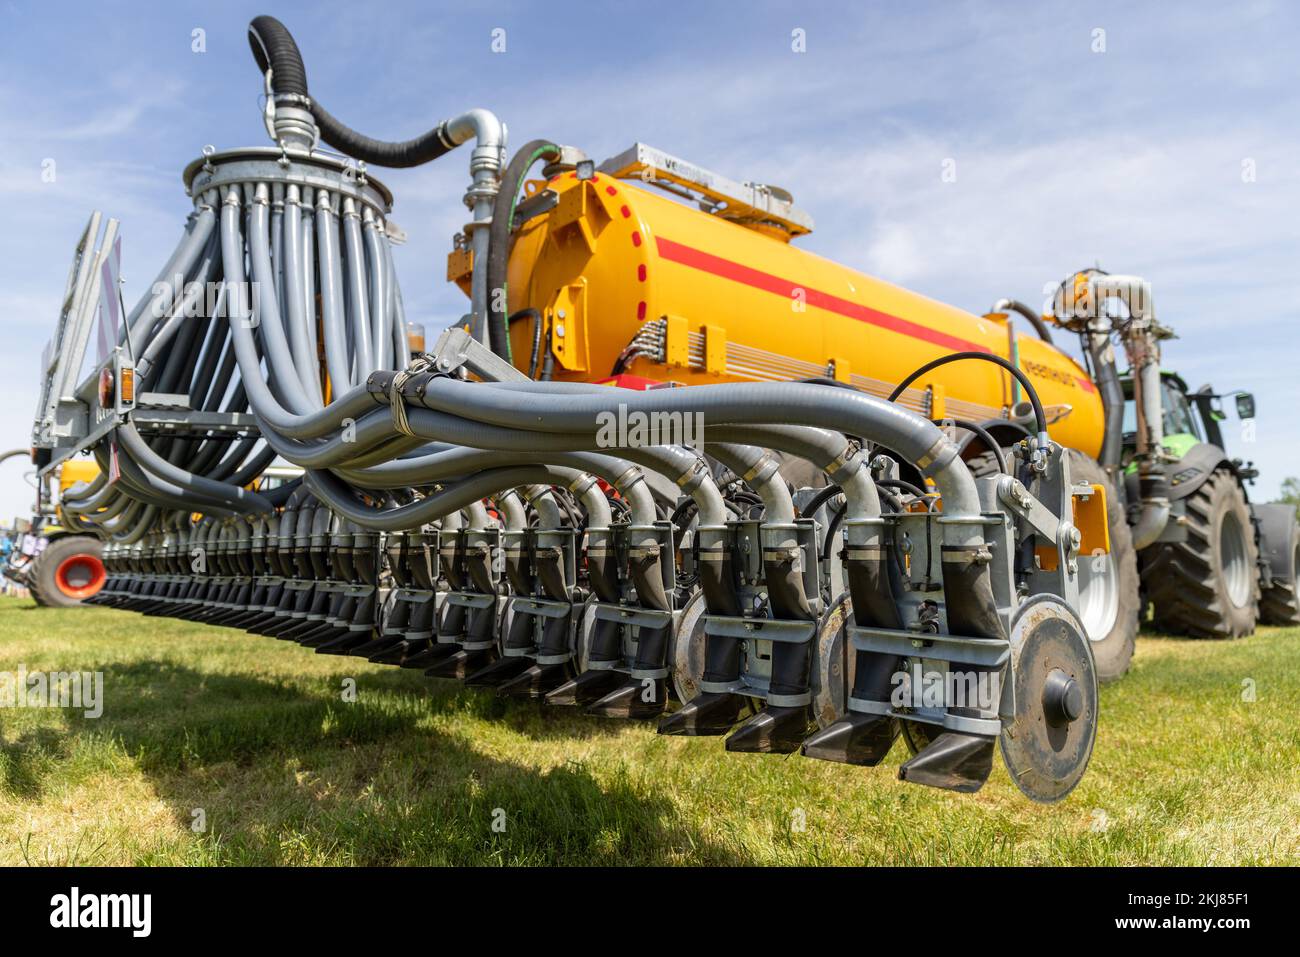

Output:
xmin=1161 ymin=380 xmax=1203 ymax=441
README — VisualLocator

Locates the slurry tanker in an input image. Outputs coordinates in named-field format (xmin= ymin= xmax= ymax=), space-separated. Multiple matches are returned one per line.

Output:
xmin=25 ymin=15 xmax=1299 ymax=802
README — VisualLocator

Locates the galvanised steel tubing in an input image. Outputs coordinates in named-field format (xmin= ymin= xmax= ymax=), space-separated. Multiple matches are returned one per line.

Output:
xmin=708 ymin=443 xmax=796 ymax=525
xmin=708 ymin=423 xmax=882 ymax=520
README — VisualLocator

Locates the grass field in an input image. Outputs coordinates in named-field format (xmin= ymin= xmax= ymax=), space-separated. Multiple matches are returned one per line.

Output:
xmin=0 ymin=595 xmax=1296 ymax=866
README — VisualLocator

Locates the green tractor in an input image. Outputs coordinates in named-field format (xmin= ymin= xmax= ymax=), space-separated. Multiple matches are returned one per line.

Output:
xmin=1049 ymin=266 xmax=1300 ymax=643
xmin=1119 ymin=371 xmax=1298 ymax=636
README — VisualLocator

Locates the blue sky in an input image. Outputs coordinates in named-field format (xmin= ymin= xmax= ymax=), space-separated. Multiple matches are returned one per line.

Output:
xmin=1 ymin=0 xmax=1298 ymax=520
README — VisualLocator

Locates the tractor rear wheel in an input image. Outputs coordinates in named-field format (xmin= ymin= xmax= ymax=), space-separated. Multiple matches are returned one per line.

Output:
xmin=1259 ymin=518 xmax=1300 ymax=626
xmin=1143 ymin=467 xmax=1259 ymax=638
xmin=964 ymin=447 xmax=1138 ymax=681
xmin=30 ymin=535 xmax=106 ymax=608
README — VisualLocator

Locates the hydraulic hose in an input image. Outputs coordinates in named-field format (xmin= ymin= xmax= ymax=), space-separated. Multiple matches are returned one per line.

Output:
xmin=487 ymin=142 xmax=560 ymax=359
xmin=888 ymin=351 xmax=1048 ymax=441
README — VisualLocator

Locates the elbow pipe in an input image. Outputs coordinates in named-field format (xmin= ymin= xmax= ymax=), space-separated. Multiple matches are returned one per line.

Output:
xmin=1131 ymin=466 xmax=1171 ymax=550
xmin=712 ymin=423 xmax=882 ymax=520
xmin=570 ymin=474 xmax=613 ymax=529
xmin=520 ymin=486 xmax=563 ymax=529
xmin=708 ymin=444 xmax=796 ymax=525
xmin=496 ymin=488 xmax=528 ymax=531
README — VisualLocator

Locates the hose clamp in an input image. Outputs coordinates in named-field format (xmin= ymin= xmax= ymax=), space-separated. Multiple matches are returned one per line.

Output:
xmin=388 ymin=355 xmax=437 ymax=436
xmin=825 ymin=442 xmax=862 ymax=478
xmin=674 ymin=457 xmax=708 ymax=492
xmin=742 ymin=450 xmax=779 ymax=485
xmin=611 ymin=465 xmax=645 ymax=494
xmin=519 ymin=486 xmax=549 ymax=506
xmin=915 ymin=434 xmax=956 ymax=475
xmin=567 ymin=473 xmax=598 ymax=497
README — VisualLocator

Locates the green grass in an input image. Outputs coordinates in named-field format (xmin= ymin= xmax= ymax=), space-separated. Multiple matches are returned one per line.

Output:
xmin=0 ymin=595 xmax=1295 ymax=865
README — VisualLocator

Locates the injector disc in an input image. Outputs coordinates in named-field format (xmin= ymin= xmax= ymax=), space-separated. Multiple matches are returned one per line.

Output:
xmin=1000 ymin=595 xmax=1099 ymax=803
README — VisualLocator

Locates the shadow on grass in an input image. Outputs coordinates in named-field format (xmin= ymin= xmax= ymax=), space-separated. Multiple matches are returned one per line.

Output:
xmin=61 ymin=657 xmax=751 ymax=865
xmin=0 ymin=725 xmax=68 ymax=799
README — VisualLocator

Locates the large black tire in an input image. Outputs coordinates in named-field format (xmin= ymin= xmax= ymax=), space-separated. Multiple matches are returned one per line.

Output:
xmin=30 ymin=535 xmax=106 ymax=608
xmin=963 ymin=447 xmax=1138 ymax=681
xmin=1259 ymin=518 xmax=1300 ymax=626
xmin=1143 ymin=467 xmax=1260 ymax=639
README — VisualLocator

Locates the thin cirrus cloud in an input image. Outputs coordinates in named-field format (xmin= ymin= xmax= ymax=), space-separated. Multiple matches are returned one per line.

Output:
xmin=0 ymin=1 xmax=1296 ymax=522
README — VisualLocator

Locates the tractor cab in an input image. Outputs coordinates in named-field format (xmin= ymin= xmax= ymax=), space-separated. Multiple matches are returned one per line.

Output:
xmin=1117 ymin=370 xmax=1255 ymax=471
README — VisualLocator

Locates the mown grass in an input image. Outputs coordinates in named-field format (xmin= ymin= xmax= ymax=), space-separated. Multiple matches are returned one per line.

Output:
xmin=0 ymin=596 xmax=1295 ymax=865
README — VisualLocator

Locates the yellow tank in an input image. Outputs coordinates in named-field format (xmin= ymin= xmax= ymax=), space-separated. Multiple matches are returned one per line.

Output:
xmin=58 ymin=459 xmax=99 ymax=494
xmin=498 ymin=167 xmax=1103 ymax=459
xmin=53 ymin=459 xmax=99 ymax=529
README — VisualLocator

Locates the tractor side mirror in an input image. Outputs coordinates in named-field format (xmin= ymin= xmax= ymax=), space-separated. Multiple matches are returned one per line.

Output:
xmin=1235 ymin=392 xmax=1256 ymax=419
